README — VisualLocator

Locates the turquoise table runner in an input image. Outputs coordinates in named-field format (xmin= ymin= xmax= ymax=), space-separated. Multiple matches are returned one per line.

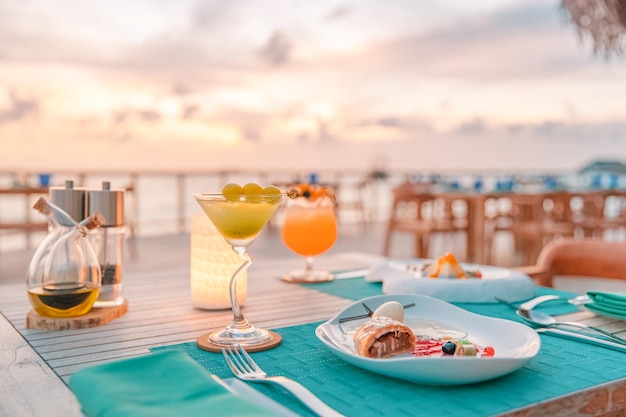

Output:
xmin=152 ymin=278 xmax=624 ymax=417
xmin=298 ymin=275 xmax=582 ymax=317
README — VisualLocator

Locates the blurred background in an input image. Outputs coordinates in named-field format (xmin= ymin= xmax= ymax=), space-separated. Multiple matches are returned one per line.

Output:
xmin=1 ymin=0 xmax=625 ymax=276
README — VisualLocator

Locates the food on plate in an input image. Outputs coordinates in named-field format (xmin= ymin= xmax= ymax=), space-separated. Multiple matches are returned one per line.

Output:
xmin=414 ymin=338 xmax=495 ymax=357
xmin=348 ymin=300 xmax=495 ymax=360
xmin=409 ymin=252 xmax=482 ymax=278
xmin=372 ymin=301 xmax=405 ymax=322
xmin=354 ymin=316 xmax=416 ymax=358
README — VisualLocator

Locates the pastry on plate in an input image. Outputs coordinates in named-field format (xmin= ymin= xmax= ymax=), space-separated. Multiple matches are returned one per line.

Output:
xmin=353 ymin=316 xmax=416 ymax=359
xmin=423 ymin=252 xmax=474 ymax=278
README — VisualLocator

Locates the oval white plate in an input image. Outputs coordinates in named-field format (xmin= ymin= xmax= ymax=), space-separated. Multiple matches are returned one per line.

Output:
xmin=365 ymin=260 xmax=535 ymax=303
xmin=315 ymin=294 xmax=541 ymax=385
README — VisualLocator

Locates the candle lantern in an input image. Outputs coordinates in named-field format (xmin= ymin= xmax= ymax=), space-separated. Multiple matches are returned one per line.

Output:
xmin=190 ymin=213 xmax=247 ymax=310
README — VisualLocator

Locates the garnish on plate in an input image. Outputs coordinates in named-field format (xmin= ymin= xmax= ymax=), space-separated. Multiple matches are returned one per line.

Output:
xmin=414 ymin=338 xmax=495 ymax=357
xmin=407 ymin=252 xmax=482 ymax=279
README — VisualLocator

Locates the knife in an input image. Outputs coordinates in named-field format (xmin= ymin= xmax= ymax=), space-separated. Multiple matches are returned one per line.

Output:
xmin=537 ymin=328 xmax=626 ymax=353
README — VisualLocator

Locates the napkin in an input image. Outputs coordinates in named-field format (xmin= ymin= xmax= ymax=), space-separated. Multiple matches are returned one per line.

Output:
xmin=69 ymin=350 xmax=275 ymax=417
xmin=365 ymin=260 xmax=535 ymax=303
xmin=585 ymin=291 xmax=626 ymax=320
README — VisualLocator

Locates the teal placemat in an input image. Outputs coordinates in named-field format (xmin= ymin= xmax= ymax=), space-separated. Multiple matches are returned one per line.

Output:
xmin=152 ymin=318 xmax=626 ymax=417
xmin=303 ymin=275 xmax=582 ymax=316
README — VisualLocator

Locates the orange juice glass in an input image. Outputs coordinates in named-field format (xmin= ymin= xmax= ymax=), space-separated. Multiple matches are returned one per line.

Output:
xmin=281 ymin=185 xmax=338 ymax=282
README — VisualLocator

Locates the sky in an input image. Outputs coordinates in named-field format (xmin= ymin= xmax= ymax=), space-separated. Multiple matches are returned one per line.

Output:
xmin=1 ymin=0 xmax=625 ymax=174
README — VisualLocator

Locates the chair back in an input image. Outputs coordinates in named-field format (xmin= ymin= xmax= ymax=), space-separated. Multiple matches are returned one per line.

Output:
xmin=521 ymin=238 xmax=626 ymax=287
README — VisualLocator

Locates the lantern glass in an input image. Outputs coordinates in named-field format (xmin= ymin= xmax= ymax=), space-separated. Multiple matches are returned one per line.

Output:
xmin=190 ymin=213 xmax=247 ymax=310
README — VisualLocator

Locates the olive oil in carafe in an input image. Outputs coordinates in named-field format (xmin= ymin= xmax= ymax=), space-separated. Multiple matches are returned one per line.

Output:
xmin=27 ymin=283 xmax=100 ymax=318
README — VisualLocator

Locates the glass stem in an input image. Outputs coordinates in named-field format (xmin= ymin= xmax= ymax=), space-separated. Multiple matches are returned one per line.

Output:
xmin=229 ymin=247 xmax=252 ymax=330
xmin=305 ymin=256 xmax=315 ymax=273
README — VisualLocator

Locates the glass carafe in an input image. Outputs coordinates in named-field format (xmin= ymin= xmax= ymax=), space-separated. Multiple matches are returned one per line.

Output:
xmin=27 ymin=208 xmax=105 ymax=318
xmin=27 ymin=197 xmax=79 ymax=289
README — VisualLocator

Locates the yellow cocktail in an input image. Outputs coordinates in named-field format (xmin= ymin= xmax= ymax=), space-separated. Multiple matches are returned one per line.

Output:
xmin=196 ymin=196 xmax=281 ymax=247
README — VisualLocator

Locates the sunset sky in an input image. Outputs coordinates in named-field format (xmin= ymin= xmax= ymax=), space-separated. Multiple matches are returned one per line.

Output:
xmin=1 ymin=0 xmax=625 ymax=173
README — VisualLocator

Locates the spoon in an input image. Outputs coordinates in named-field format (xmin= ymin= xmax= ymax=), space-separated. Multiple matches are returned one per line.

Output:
xmin=516 ymin=308 xmax=626 ymax=346
xmin=519 ymin=294 xmax=561 ymax=311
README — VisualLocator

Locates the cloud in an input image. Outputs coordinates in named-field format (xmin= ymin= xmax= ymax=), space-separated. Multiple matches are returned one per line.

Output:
xmin=259 ymin=31 xmax=293 ymax=66
xmin=324 ymin=5 xmax=352 ymax=21
xmin=171 ymin=83 xmax=194 ymax=97
xmin=350 ymin=115 xmax=433 ymax=133
xmin=0 ymin=0 xmax=624 ymax=173
xmin=111 ymin=108 xmax=163 ymax=124
xmin=190 ymin=0 xmax=240 ymax=29
xmin=316 ymin=119 xmax=336 ymax=143
xmin=136 ymin=110 xmax=162 ymax=122
xmin=532 ymin=120 xmax=566 ymax=137
xmin=348 ymin=1 xmax=595 ymax=81
xmin=493 ymin=119 xmax=626 ymax=142
xmin=181 ymin=104 xmax=200 ymax=120
xmin=0 ymin=90 xmax=39 ymax=123
xmin=455 ymin=118 xmax=486 ymax=135
xmin=240 ymin=126 xmax=261 ymax=142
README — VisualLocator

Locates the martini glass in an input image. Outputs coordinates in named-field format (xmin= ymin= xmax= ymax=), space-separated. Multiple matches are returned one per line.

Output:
xmin=194 ymin=190 xmax=285 ymax=349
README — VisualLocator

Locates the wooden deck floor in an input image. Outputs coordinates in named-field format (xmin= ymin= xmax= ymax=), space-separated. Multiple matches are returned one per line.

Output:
xmin=2 ymin=221 xmax=625 ymax=294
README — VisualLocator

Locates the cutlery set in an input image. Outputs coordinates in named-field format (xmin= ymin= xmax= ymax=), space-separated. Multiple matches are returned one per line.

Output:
xmin=223 ymin=344 xmax=345 ymax=417
xmin=536 ymin=328 xmax=626 ymax=353
xmin=496 ymin=295 xmax=626 ymax=349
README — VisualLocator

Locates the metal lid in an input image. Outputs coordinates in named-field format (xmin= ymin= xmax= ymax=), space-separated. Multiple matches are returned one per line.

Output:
xmin=87 ymin=181 xmax=124 ymax=227
xmin=49 ymin=180 xmax=87 ymax=225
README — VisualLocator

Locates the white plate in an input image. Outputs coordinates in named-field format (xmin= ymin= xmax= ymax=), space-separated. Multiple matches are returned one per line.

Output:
xmin=366 ymin=259 xmax=535 ymax=303
xmin=315 ymin=294 xmax=541 ymax=385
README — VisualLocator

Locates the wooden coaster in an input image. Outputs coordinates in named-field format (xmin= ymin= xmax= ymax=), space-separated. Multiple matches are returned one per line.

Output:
xmin=196 ymin=330 xmax=282 ymax=353
xmin=26 ymin=299 xmax=128 ymax=330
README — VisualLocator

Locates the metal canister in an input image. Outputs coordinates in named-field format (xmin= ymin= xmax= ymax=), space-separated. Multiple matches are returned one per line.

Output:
xmin=49 ymin=180 xmax=86 ymax=225
xmin=87 ymin=181 xmax=126 ymax=307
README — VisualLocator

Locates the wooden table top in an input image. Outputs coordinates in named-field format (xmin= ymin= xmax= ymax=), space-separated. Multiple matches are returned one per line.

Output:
xmin=2 ymin=251 xmax=626 ymax=417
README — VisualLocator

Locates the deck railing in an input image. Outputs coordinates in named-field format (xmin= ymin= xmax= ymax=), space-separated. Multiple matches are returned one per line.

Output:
xmin=0 ymin=169 xmax=404 ymax=251
xmin=0 ymin=168 xmax=579 ymax=252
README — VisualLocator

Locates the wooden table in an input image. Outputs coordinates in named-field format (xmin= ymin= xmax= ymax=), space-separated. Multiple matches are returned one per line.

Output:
xmin=2 ymin=252 xmax=626 ymax=417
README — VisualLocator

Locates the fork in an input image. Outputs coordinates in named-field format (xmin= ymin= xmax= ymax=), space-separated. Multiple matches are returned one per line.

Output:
xmin=222 ymin=344 xmax=345 ymax=417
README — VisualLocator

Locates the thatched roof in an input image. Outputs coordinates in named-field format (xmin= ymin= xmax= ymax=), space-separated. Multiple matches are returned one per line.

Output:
xmin=562 ymin=0 xmax=626 ymax=57
xmin=579 ymin=160 xmax=626 ymax=174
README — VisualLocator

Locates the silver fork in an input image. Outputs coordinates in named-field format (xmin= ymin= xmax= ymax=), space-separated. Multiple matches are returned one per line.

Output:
xmin=222 ymin=344 xmax=345 ymax=417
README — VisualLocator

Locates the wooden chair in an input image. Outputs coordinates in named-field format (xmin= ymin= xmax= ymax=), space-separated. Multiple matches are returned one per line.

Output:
xmin=576 ymin=191 xmax=626 ymax=238
xmin=517 ymin=238 xmax=626 ymax=287
xmin=383 ymin=183 xmax=466 ymax=258
xmin=491 ymin=192 xmax=578 ymax=265
xmin=484 ymin=193 xmax=546 ymax=265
